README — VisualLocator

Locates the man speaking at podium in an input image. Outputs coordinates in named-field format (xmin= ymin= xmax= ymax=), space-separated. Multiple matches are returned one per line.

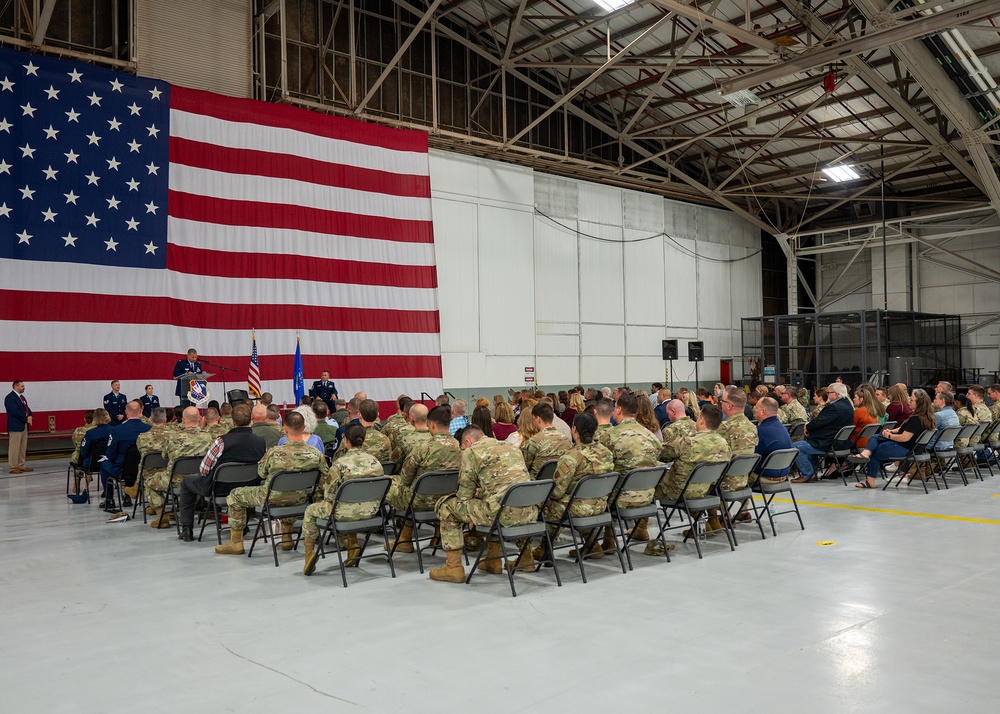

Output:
xmin=173 ymin=348 xmax=204 ymax=407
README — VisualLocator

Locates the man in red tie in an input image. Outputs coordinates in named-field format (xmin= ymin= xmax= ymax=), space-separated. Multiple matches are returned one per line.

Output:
xmin=4 ymin=381 xmax=33 ymax=474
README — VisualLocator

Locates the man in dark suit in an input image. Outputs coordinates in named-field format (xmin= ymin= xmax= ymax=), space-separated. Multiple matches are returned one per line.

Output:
xmin=173 ymin=348 xmax=204 ymax=406
xmin=309 ymin=370 xmax=338 ymax=413
xmin=99 ymin=400 xmax=151 ymax=508
xmin=791 ymin=383 xmax=855 ymax=483
xmin=104 ymin=380 xmax=127 ymax=426
xmin=4 ymin=380 xmax=33 ymax=474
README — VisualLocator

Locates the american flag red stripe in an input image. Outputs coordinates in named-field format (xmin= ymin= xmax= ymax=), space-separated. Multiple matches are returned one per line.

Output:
xmin=0 ymin=48 xmax=442 ymax=431
xmin=247 ymin=333 xmax=262 ymax=399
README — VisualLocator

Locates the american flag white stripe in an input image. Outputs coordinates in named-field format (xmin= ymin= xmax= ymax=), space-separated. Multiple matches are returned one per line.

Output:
xmin=248 ymin=332 xmax=262 ymax=399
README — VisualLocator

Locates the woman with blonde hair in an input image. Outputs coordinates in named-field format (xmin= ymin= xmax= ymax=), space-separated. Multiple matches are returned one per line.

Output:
xmin=635 ymin=396 xmax=663 ymax=441
xmin=680 ymin=389 xmax=701 ymax=420
xmin=506 ymin=399 xmax=539 ymax=448
xmin=492 ymin=401 xmax=517 ymax=441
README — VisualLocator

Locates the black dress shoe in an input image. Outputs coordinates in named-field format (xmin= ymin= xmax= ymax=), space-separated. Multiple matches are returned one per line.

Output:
xmin=122 ymin=496 xmax=133 ymax=507
xmin=180 ymin=526 xmax=194 ymax=542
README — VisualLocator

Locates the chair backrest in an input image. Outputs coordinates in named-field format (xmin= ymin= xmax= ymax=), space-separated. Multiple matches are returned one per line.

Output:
xmin=758 ymin=448 xmax=798 ymax=473
xmin=956 ymin=423 xmax=979 ymax=441
xmin=498 ymin=479 xmax=554 ymax=509
xmin=380 ymin=460 xmax=397 ymax=476
xmin=333 ymin=475 xmax=391 ymax=504
xmin=213 ymin=461 xmax=261 ymax=485
xmin=616 ymin=466 xmax=666 ymax=496
xmin=685 ymin=461 xmax=728 ymax=486
xmin=412 ymin=470 xmax=459 ymax=497
xmin=933 ymin=426 xmax=962 ymax=447
xmin=831 ymin=425 xmax=856 ymax=446
xmin=721 ymin=453 xmax=761 ymax=480
xmin=535 ymin=460 xmax=560 ymax=481
xmin=907 ymin=427 xmax=936 ymax=452
xmin=856 ymin=423 xmax=882 ymax=442
xmin=269 ymin=468 xmax=321 ymax=494
xmin=972 ymin=422 xmax=991 ymax=438
xmin=86 ymin=439 xmax=109 ymax=471
xmin=140 ymin=452 xmax=168 ymax=470
xmin=171 ymin=455 xmax=203 ymax=477
xmin=227 ymin=389 xmax=251 ymax=404
xmin=787 ymin=422 xmax=805 ymax=439
xmin=121 ymin=444 xmax=142 ymax=480
xmin=567 ymin=472 xmax=619 ymax=501
xmin=882 ymin=421 xmax=897 ymax=431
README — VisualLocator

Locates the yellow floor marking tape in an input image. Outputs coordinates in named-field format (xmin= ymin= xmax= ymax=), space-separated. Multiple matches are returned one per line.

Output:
xmin=768 ymin=498 xmax=1000 ymax=525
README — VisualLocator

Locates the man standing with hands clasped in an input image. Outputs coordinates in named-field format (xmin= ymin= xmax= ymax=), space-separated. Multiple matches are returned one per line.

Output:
xmin=5 ymin=381 xmax=33 ymax=473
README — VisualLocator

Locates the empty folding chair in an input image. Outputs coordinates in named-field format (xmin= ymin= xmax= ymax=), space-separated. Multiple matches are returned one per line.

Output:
xmin=609 ymin=466 xmax=668 ymax=570
xmin=466 ymin=479 xmax=560 ymax=597
xmin=197 ymin=462 xmax=261 ymax=544
xmin=658 ymin=461 xmax=732 ymax=559
xmin=753 ymin=449 xmax=803 ymax=536
xmin=387 ymin=469 xmax=459 ymax=572
xmin=544 ymin=472 xmax=624 ymax=583
xmin=247 ymin=469 xmax=321 ymax=566
xmin=883 ymin=429 xmax=939 ymax=492
xmin=380 ymin=461 xmax=397 ymax=476
xmin=314 ymin=476 xmax=395 ymax=587
xmin=716 ymin=453 xmax=765 ymax=545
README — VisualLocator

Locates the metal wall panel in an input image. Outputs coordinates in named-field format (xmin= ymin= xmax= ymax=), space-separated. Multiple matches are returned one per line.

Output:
xmin=664 ymin=239 xmax=698 ymax=328
xmin=137 ymin=0 xmax=251 ymax=97
xmin=533 ymin=217 xmax=579 ymax=324
xmin=624 ymin=229 xmax=666 ymax=327
xmin=578 ymin=221 xmax=624 ymax=325
xmin=478 ymin=205 xmax=535 ymax=355
xmin=431 ymin=198 xmax=480 ymax=353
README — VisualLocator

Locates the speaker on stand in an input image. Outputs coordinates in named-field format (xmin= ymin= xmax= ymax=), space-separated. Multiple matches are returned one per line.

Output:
xmin=662 ymin=339 xmax=678 ymax=392
xmin=688 ymin=341 xmax=704 ymax=390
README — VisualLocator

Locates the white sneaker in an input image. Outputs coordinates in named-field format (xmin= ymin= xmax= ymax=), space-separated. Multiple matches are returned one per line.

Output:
xmin=884 ymin=464 xmax=898 ymax=473
xmin=900 ymin=477 xmax=910 ymax=487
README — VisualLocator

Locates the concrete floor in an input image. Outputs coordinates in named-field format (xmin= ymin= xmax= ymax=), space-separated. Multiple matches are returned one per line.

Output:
xmin=2 ymin=457 xmax=999 ymax=713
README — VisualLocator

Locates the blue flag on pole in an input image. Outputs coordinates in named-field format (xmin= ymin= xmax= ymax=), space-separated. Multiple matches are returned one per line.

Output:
xmin=293 ymin=336 xmax=305 ymax=405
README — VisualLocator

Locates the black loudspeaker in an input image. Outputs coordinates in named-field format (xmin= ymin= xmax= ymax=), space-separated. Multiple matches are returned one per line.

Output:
xmin=661 ymin=339 xmax=678 ymax=361
xmin=688 ymin=341 xmax=704 ymax=363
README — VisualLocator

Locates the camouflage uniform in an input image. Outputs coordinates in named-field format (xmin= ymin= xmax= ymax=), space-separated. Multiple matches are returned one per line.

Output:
xmin=991 ymin=401 xmax=1000 ymax=422
xmin=522 ymin=426 xmax=572 ymax=478
xmin=606 ymin=417 xmax=662 ymax=508
xmin=148 ymin=427 xmax=214 ymax=509
xmin=220 ymin=417 xmax=234 ymax=430
xmin=204 ymin=423 xmax=228 ymax=439
xmin=390 ymin=427 xmax=430 ymax=466
xmin=436 ymin=438 xmax=535 ymax=551
xmin=381 ymin=413 xmax=408 ymax=451
xmin=136 ymin=425 xmax=170 ymax=501
xmin=543 ymin=441 xmax=614 ymax=531
xmin=388 ymin=432 xmax=461 ymax=512
xmin=594 ymin=423 xmax=614 ymax=451
xmin=778 ymin=399 xmax=808 ymax=425
xmin=301 ymin=449 xmax=383 ymax=539
xmin=716 ymin=413 xmax=759 ymax=490
xmin=655 ymin=430 xmax=731 ymax=502
xmin=956 ymin=407 xmax=977 ymax=448
xmin=660 ymin=417 xmax=696 ymax=462
xmin=227 ymin=440 xmax=329 ymax=532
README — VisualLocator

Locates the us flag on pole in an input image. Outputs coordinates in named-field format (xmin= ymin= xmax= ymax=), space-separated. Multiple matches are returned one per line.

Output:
xmin=0 ymin=46 xmax=442 ymax=430
xmin=248 ymin=331 xmax=262 ymax=400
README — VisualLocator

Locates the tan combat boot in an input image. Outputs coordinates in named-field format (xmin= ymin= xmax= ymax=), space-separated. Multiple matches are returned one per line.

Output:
xmin=569 ymin=532 xmax=603 ymax=560
xmin=344 ymin=534 xmax=362 ymax=567
xmin=123 ymin=483 xmax=139 ymax=500
xmin=150 ymin=508 xmax=171 ymax=529
xmin=428 ymin=549 xmax=466 ymax=583
xmin=508 ymin=540 xmax=535 ymax=571
xmin=477 ymin=540 xmax=504 ymax=574
xmin=629 ymin=518 xmax=650 ymax=541
xmin=601 ymin=525 xmax=617 ymax=553
xmin=385 ymin=521 xmax=415 ymax=553
xmin=215 ymin=529 xmax=245 ymax=555
xmin=281 ymin=530 xmax=295 ymax=551
xmin=302 ymin=537 xmax=319 ymax=576
xmin=145 ymin=506 xmax=157 ymax=516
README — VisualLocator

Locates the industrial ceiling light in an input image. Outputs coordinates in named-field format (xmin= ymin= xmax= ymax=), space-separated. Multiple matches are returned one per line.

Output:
xmin=822 ymin=165 xmax=861 ymax=182
xmin=722 ymin=88 xmax=761 ymax=107
xmin=591 ymin=0 xmax=635 ymax=12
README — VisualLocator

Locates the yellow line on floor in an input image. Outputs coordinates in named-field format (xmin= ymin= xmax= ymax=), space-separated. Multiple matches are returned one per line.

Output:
xmin=768 ymin=498 xmax=1000 ymax=525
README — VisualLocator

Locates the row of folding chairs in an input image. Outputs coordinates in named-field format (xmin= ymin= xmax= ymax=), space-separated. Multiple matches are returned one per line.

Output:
xmin=880 ymin=421 xmax=1000 ymax=492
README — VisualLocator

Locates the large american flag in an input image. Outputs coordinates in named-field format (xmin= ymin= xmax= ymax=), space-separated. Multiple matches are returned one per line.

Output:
xmin=0 ymin=46 xmax=442 ymax=431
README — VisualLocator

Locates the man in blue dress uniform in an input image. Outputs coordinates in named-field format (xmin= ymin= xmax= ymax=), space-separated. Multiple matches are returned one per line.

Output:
xmin=99 ymin=400 xmax=151 ymax=508
xmin=139 ymin=384 xmax=160 ymax=418
xmin=173 ymin=348 xmax=203 ymax=407
xmin=104 ymin=380 xmax=127 ymax=426
xmin=309 ymin=370 xmax=339 ymax=412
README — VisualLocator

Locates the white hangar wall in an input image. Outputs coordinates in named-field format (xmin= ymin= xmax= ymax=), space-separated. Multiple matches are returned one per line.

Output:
xmin=429 ymin=150 xmax=763 ymax=398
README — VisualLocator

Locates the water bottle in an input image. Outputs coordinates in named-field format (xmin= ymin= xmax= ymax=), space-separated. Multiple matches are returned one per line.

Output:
xmin=768 ymin=501 xmax=776 ymax=516
xmin=697 ymin=518 xmax=706 ymax=543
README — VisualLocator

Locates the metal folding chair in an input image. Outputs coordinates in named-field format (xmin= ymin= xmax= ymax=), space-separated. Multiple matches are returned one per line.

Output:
xmin=753 ymin=449 xmax=803 ymax=536
xmin=883 ymin=429 xmax=938 ymax=491
xmin=247 ymin=469 xmax=321 ymax=566
xmin=954 ymin=423 xmax=984 ymax=483
xmin=658 ymin=461 xmax=732 ymax=559
xmin=107 ymin=444 xmax=141 ymax=512
xmin=716 ymin=453 xmax=765 ymax=545
xmin=927 ymin=425 xmax=963 ymax=490
xmin=387 ymin=469 xmax=459 ymax=572
xmin=535 ymin=459 xmax=560 ymax=481
xmin=466 ymin=480 xmax=560 ymax=597
xmin=67 ymin=440 xmax=106 ymax=498
xmin=971 ymin=422 xmax=995 ymax=477
xmin=545 ymin=472 xmax=624 ymax=583
xmin=160 ymin=456 xmax=202 ymax=534
xmin=608 ymin=466 xmax=668 ymax=570
xmin=197 ymin=462 xmax=260 ymax=544
xmin=131 ymin=452 xmax=167 ymax=523
xmin=314 ymin=476 xmax=394 ymax=587
xmin=826 ymin=425 xmax=858 ymax=485
xmin=380 ymin=460 xmax=397 ymax=476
